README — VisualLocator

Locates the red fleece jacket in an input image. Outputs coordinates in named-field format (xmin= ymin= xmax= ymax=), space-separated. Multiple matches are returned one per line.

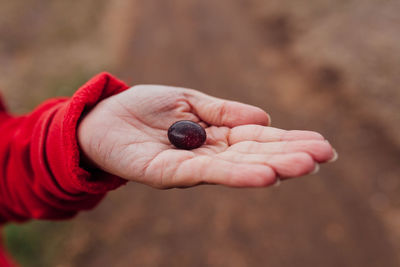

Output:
xmin=0 ymin=73 xmax=129 ymax=266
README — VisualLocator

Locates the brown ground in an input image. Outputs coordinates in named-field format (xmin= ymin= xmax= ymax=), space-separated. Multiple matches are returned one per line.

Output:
xmin=1 ymin=0 xmax=400 ymax=266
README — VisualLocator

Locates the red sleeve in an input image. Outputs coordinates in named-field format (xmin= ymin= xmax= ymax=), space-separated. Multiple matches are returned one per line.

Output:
xmin=0 ymin=72 xmax=129 ymax=224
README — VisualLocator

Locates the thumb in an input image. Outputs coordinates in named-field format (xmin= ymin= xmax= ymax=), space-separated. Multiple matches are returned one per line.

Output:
xmin=186 ymin=90 xmax=271 ymax=127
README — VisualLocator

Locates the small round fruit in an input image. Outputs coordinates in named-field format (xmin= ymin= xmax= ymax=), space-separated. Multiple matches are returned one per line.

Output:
xmin=168 ymin=120 xmax=207 ymax=150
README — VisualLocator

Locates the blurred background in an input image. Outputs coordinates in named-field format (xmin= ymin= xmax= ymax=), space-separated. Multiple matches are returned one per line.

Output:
xmin=1 ymin=0 xmax=400 ymax=266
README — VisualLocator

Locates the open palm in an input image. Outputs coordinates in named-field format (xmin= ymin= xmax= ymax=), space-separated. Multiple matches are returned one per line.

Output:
xmin=78 ymin=85 xmax=336 ymax=189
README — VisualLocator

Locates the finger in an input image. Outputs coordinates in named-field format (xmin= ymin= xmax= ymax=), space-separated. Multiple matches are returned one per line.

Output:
xmin=230 ymin=140 xmax=335 ymax=162
xmin=217 ymin=151 xmax=317 ymax=178
xmin=172 ymin=156 xmax=277 ymax=188
xmin=228 ymin=125 xmax=325 ymax=145
xmin=186 ymin=90 xmax=271 ymax=127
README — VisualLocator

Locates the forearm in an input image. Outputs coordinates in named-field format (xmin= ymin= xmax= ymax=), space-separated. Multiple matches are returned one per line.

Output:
xmin=0 ymin=73 xmax=129 ymax=223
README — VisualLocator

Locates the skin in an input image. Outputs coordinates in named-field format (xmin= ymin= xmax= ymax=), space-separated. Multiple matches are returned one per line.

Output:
xmin=77 ymin=85 xmax=337 ymax=189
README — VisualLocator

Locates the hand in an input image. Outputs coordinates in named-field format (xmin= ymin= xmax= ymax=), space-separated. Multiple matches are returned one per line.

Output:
xmin=77 ymin=85 xmax=337 ymax=189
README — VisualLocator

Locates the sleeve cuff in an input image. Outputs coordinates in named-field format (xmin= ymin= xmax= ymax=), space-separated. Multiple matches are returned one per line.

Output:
xmin=46 ymin=72 xmax=130 ymax=195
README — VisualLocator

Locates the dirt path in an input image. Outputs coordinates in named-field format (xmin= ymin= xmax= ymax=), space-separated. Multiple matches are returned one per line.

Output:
xmin=59 ymin=1 xmax=400 ymax=266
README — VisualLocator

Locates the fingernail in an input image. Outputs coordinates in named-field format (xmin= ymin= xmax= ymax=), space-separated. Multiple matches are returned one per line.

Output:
xmin=310 ymin=164 xmax=320 ymax=175
xmin=267 ymin=113 xmax=272 ymax=126
xmin=328 ymin=149 xmax=338 ymax=163
xmin=273 ymin=177 xmax=281 ymax=187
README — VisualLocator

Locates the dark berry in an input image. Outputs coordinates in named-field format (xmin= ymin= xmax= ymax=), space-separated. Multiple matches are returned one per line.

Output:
xmin=167 ymin=120 xmax=206 ymax=150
